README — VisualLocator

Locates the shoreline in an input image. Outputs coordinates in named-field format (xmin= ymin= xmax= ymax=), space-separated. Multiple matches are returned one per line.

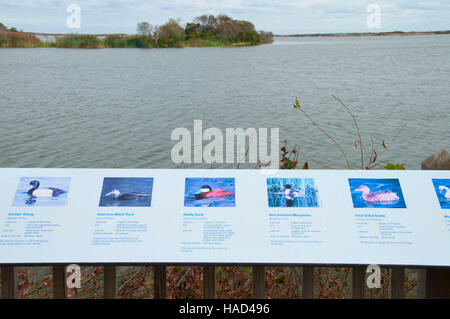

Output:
xmin=274 ymin=30 xmax=450 ymax=37
xmin=24 ymin=30 xmax=450 ymax=38
xmin=1 ymin=33 xmax=273 ymax=49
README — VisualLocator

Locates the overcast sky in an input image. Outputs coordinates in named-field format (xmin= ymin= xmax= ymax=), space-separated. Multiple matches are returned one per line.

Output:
xmin=0 ymin=0 xmax=449 ymax=34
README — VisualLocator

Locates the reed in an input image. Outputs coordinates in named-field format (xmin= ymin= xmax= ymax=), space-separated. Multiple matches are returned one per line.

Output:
xmin=0 ymin=30 xmax=42 ymax=48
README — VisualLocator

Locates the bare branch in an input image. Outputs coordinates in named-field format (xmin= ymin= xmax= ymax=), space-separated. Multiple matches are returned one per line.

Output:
xmin=236 ymin=137 xmax=254 ymax=169
xmin=332 ymin=95 xmax=364 ymax=169
xmin=310 ymin=158 xmax=334 ymax=169
xmin=294 ymin=104 xmax=351 ymax=169
xmin=367 ymin=123 xmax=407 ymax=169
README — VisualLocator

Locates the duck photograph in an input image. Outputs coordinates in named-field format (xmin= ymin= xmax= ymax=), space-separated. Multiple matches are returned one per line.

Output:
xmin=12 ymin=177 xmax=71 ymax=207
xmin=432 ymin=179 xmax=450 ymax=209
xmin=267 ymin=178 xmax=319 ymax=208
xmin=184 ymin=178 xmax=235 ymax=207
xmin=348 ymin=178 xmax=406 ymax=209
xmin=98 ymin=177 xmax=154 ymax=207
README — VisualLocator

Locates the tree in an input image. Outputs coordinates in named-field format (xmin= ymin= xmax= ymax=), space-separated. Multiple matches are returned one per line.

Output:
xmin=238 ymin=21 xmax=255 ymax=34
xmin=217 ymin=20 xmax=240 ymax=42
xmin=259 ymin=31 xmax=273 ymax=43
xmin=0 ymin=22 xmax=7 ymax=31
xmin=185 ymin=22 xmax=200 ymax=38
xmin=217 ymin=15 xmax=232 ymax=25
xmin=195 ymin=15 xmax=218 ymax=34
xmin=159 ymin=19 xmax=184 ymax=44
xmin=137 ymin=21 xmax=153 ymax=36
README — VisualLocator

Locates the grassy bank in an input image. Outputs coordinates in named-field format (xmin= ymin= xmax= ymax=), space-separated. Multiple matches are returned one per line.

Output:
xmin=47 ymin=34 xmax=272 ymax=49
xmin=0 ymin=30 xmax=43 ymax=48
xmin=0 ymin=33 xmax=272 ymax=49
xmin=0 ymin=15 xmax=273 ymax=49
xmin=181 ymin=38 xmax=261 ymax=47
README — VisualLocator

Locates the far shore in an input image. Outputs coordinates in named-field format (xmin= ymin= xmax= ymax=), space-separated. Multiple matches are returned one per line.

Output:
xmin=274 ymin=30 xmax=450 ymax=37
xmin=24 ymin=30 xmax=450 ymax=38
xmin=0 ymin=16 xmax=273 ymax=48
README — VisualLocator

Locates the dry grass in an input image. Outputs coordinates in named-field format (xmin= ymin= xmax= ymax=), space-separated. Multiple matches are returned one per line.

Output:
xmin=0 ymin=31 xmax=42 ymax=48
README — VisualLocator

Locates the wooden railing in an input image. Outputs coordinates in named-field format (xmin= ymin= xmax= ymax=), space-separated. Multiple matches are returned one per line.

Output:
xmin=1 ymin=264 xmax=448 ymax=299
xmin=1 ymin=151 xmax=449 ymax=299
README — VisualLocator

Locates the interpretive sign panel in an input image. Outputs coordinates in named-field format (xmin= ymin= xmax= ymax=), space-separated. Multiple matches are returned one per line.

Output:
xmin=0 ymin=169 xmax=449 ymax=266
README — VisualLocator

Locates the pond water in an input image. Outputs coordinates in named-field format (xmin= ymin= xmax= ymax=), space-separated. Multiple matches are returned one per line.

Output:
xmin=0 ymin=35 xmax=449 ymax=169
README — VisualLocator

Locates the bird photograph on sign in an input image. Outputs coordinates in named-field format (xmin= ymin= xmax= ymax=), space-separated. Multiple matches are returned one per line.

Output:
xmin=12 ymin=177 xmax=71 ymax=207
xmin=99 ymin=177 xmax=154 ymax=207
xmin=349 ymin=178 xmax=406 ymax=209
xmin=432 ymin=179 xmax=450 ymax=209
xmin=266 ymin=178 xmax=319 ymax=208
xmin=184 ymin=178 xmax=235 ymax=207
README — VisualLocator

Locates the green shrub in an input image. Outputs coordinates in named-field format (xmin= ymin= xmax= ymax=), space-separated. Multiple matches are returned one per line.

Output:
xmin=56 ymin=35 xmax=102 ymax=48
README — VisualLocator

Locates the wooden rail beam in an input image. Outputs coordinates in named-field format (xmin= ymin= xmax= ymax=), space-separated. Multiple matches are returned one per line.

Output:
xmin=351 ymin=266 xmax=365 ymax=299
xmin=154 ymin=265 xmax=167 ymax=299
xmin=104 ymin=266 xmax=118 ymax=299
xmin=203 ymin=265 xmax=216 ymax=299
xmin=417 ymin=269 xmax=426 ymax=299
xmin=52 ymin=265 xmax=66 ymax=299
xmin=302 ymin=266 xmax=314 ymax=299
xmin=425 ymin=269 xmax=450 ymax=299
xmin=1 ymin=265 xmax=17 ymax=299
xmin=389 ymin=268 xmax=404 ymax=299
xmin=252 ymin=266 xmax=265 ymax=299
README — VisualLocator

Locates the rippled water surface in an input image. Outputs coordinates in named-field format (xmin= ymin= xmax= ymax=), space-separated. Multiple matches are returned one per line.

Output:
xmin=0 ymin=36 xmax=449 ymax=169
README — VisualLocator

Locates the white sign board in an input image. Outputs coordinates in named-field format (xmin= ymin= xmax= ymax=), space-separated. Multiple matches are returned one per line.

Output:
xmin=0 ymin=169 xmax=449 ymax=266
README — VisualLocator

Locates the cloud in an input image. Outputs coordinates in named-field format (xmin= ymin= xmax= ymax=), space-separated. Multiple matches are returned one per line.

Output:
xmin=0 ymin=0 xmax=448 ymax=34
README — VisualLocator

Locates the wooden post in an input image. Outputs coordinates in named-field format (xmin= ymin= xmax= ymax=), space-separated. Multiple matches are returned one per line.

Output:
xmin=417 ymin=269 xmax=426 ymax=299
xmin=422 ymin=150 xmax=450 ymax=298
xmin=52 ymin=265 xmax=66 ymax=299
xmin=389 ymin=268 xmax=404 ymax=299
xmin=203 ymin=265 xmax=216 ymax=299
xmin=351 ymin=266 xmax=365 ymax=299
xmin=302 ymin=266 xmax=314 ymax=299
xmin=104 ymin=266 xmax=118 ymax=299
xmin=426 ymin=269 xmax=450 ymax=299
xmin=252 ymin=266 xmax=265 ymax=299
xmin=1 ymin=266 xmax=17 ymax=299
xmin=154 ymin=265 xmax=166 ymax=299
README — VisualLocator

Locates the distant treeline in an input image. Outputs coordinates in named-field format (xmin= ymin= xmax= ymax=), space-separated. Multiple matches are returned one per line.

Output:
xmin=57 ymin=15 xmax=273 ymax=48
xmin=276 ymin=30 xmax=450 ymax=37
xmin=0 ymin=16 xmax=273 ymax=49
